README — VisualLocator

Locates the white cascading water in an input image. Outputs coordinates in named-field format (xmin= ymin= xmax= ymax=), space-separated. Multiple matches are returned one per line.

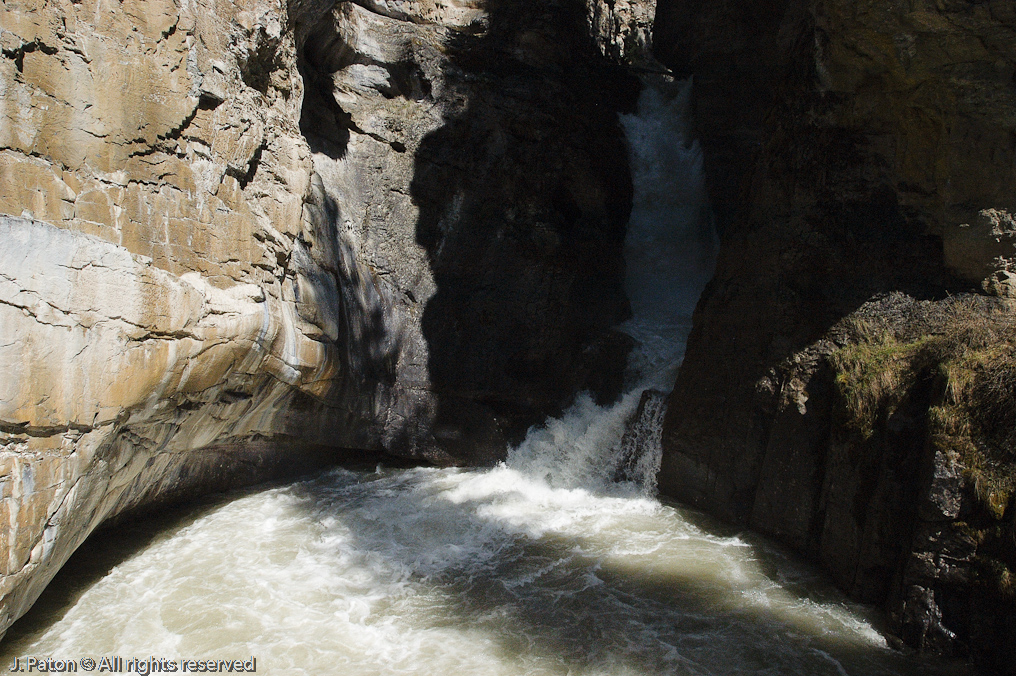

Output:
xmin=504 ymin=81 xmax=714 ymax=496
xmin=0 ymin=84 xmax=968 ymax=676
xmin=620 ymin=81 xmax=717 ymax=392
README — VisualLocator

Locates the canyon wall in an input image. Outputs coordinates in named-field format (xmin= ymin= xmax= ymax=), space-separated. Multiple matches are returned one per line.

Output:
xmin=656 ymin=0 xmax=1016 ymax=670
xmin=0 ymin=0 xmax=639 ymax=638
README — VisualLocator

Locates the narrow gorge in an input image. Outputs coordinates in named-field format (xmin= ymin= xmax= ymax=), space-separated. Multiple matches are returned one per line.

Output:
xmin=0 ymin=0 xmax=1013 ymax=674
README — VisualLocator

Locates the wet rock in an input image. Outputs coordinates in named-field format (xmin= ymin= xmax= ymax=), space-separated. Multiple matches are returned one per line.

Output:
xmin=613 ymin=389 xmax=666 ymax=487
xmin=898 ymin=585 xmax=961 ymax=656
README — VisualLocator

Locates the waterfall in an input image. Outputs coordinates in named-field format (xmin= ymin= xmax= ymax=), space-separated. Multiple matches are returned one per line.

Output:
xmin=505 ymin=79 xmax=717 ymax=495
xmin=619 ymin=80 xmax=718 ymax=392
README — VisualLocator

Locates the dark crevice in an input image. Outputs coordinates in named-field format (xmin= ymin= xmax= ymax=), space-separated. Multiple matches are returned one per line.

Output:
xmin=0 ymin=420 xmax=95 ymax=437
xmin=387 ymin=60 xmax=432 ymax=100
xmin=409 ymin=0 xmax=639 ymax=449
xmin=3 ymin=40 xmax=59 ymax=74
xmin=127 ymin=102 xmax=203 ymax=159
xmin=197 ymin=94 xmax=223 ymax=110
xmin=239 ymin=28 xmax=285 ymax=94
xmin=226 ymin=140 xmax=266 ymax=189
xmin=298 ymin=61 xmax=352 ymax=159
xmin=219 ymin=390 xmax=254 ymax=404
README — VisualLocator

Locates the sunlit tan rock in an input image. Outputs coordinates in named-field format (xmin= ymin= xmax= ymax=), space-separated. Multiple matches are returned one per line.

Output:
xmin=0 ymin=0 xmax=638 ymax=640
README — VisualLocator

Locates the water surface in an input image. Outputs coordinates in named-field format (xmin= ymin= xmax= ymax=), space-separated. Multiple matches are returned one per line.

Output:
xmin=0 ymin=455 xmax=968 ymax=676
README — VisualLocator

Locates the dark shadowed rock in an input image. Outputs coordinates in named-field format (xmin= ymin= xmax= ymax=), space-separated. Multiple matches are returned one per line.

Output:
xmin=655 ymin=0 xmax=1016 ymax=669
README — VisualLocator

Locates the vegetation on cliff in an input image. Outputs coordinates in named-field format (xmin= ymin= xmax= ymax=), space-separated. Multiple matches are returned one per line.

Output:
xmin=832 ymin=295 xmax=1016 ymax=516
xmin=831 ymin=294 xmax=1016 ymax=662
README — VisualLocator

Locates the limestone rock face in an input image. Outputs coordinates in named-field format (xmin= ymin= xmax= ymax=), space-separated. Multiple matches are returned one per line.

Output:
xmin=655 ymin=0 xmax=1016 ymax=668
xmin=585 ymin=0 xmax=657 ymax=68
xmin=0 ymin=0 xmax=637 ymax=638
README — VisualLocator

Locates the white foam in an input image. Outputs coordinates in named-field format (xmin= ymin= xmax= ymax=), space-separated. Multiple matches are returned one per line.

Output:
xmin=1 ymin=460 xmax=953 ymax=675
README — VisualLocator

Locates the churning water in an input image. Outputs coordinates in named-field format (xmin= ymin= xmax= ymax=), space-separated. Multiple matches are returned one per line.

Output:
xmin=0 ymin=84 xmax=969 ymax=676
xmin=0 ymin=463 xmax=966 ymax=676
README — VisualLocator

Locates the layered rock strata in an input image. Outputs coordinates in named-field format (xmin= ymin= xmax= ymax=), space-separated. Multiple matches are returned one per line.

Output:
xmin=656 ymin=0 xmax=1016 ymax=669
xmin=0 ymin=0 xmax=638 ymax=638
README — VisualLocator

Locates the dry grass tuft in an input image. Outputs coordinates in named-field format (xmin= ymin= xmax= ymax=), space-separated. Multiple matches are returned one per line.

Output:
xmin=830 ymin=294 xmax=1016 ymax=517
xmin=830 ymin=335 xmax=930 ymax=437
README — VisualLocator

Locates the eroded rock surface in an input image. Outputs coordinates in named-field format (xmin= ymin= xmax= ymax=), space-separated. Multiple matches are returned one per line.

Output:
xmin=0 ymin=0 xmax=638 ymax=638
xmin=299 ymin=0 xmax=639 ymax=462
xmin=585 ymin=0 xmax=657 ymax=68
xmin=656 ymin=0 xmax=1016 ymax=668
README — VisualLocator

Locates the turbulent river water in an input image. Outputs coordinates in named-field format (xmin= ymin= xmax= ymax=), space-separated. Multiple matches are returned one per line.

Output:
xmin=0 ymin=84 xmax=971 ymax=676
